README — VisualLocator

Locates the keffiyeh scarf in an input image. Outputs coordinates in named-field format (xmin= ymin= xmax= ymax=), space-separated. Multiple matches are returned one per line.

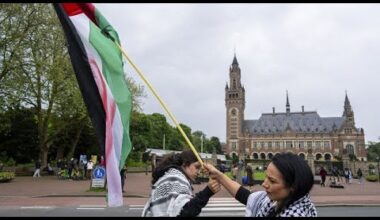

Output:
xmin=246 ymin=191 xmax=317 ymax=217
xmin=142 ymin=168 xmax=193 ymax=217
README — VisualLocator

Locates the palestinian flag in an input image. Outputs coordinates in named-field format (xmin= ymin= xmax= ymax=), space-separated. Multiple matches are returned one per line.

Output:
xmin=54 ymin=3 xmax=132 ymax=207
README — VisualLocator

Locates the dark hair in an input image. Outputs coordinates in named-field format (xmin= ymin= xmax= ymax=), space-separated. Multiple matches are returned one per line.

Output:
xmin=268 ymin=152 xmax=314 ymax=217
xmin=151 ymin=150 xmax=198 ymax=184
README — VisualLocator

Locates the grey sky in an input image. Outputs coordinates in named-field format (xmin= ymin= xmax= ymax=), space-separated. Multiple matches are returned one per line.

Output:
xmin=95 ymin=3 xmax=380 ymax=144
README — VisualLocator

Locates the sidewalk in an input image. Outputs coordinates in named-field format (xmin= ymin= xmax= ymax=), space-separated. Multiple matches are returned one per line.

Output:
xmin=1 ymin=173 xmax=380 ymax=206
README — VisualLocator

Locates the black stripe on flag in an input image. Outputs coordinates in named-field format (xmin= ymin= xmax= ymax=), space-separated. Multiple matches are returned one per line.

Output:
xmin=53 ymin=3 xmax=105 ymax=157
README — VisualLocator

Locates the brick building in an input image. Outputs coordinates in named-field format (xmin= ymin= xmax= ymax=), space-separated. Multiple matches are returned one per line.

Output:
xmin=225 ymin=54 xmax=367 ymax=162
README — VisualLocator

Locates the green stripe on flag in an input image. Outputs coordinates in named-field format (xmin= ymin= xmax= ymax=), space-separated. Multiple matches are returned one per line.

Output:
xmin=89 ymin=9 xmax=132 ymax=170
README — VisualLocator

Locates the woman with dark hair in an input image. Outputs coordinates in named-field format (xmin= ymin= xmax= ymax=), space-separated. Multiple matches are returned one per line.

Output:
xmin=204 ymin=152 xmax=317 ymax=217
xmin=142 ymin=150 xmax=221 ymax=217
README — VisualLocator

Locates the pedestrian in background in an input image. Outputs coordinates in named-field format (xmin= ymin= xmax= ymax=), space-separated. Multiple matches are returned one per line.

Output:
xmin=319 ymin=166 xmax=327 ymax=187
xmin=232 ymin=164 xmax=238 ymax=181
xmin=33 ymin=159 xmax=42 ymax=178
xmin=348 ymin=169 xmax=353 ymax=184
xmin=86 ymin=160 xmax=94 ymax=179
xmin=120 ymin=164 xmax=127 ymax=192
xmin=357 ymin=168 xmax=363 ymax=184
xmin=245 ymin=165 xmax=254 ymax=191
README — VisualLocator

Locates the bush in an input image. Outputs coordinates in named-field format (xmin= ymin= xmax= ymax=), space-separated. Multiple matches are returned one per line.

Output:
xmin=366 ymin=175 xmax=379 ymax=182
xmin=5 ymin=158 xmax=16 ymax=167
xmin=0 ymin=171 xmax=15 ymax=183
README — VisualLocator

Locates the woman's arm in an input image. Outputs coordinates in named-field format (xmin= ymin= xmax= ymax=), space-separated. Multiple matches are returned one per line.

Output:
xmin=203 ymin=163 xmax=251 ymax=205
xmin=177 ymin=178 xmax=220 ymax=217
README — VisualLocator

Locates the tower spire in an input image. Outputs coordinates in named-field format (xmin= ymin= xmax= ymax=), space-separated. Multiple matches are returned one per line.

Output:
xmin=232 ymin=53 xmax=239 ymax=66
xmin=343 ymin=91 xmax=352 ymax=117
xmin=286 ymin=90 xmax=290 ymax=113
xmin=344 ymin=90 xmax=350 ymax=106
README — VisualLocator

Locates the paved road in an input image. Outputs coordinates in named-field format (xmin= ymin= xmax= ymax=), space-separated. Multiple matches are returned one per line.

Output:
xmin=1 ymin=197 xmax=379 ymax=217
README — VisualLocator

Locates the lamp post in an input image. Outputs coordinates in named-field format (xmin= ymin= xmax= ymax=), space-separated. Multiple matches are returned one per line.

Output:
xmin=201 ymin=135 xmax=204 ymax=153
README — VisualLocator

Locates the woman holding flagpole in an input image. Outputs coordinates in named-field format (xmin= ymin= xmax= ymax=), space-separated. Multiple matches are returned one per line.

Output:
xmin=142 ymin=150 xmax=221 ymax=217
xmin=204 ymin=152 xmax=317 ymax=217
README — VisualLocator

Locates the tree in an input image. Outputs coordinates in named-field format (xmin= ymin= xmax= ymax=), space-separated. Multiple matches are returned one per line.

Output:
xmin=130 ymin=111 xmax=152 ymax=152
xmin=149 ymin=113 xmax=172 ymax=149
xmin=367 ymin=141 xmax=380 ymax=161
xmin=192 ymin=130 xmax=206 ymax=152
xmin=0 ymin=4 xmax=74 ymax=166
xmin=0 ymin=4 xmax=39 ymax=83
xmin=208 ymin=136 xmax=222 ymax=154
xmin=0 ymin=4 xmax=146 ymax=166
xmin=125 ymin=76 xmax=146 ymax=113
xmin=0 ymin=106 xmax=38 ymax=164
xmin=163 ymin=123 xmax=193 ymax=151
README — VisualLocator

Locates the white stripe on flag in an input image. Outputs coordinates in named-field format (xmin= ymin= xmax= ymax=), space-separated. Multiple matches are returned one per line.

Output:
xmin=70 ymin=13 xmax=124 ymax=207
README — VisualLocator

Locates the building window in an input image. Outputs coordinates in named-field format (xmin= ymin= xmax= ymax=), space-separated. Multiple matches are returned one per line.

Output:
xmin=316 ymin=153 xmax=322 ymax=161
xmin=286 ymin=141 xmax=292 ymax=149
xmin=268 ymin=142 xmax=272 ymax=149
xmin=307 ymin=141 xmax=312 ymax=148
xmin=299 ymin=141 xmax=304 ymax=149
xmin=324 ymin=141 xmax=330 ymax=148
xmin=299 ymin=153 xmax=305 ymax=160
xmin=315 ymin=141 xmax=321 ymax=149
xmin=275 ymin=141 xmax=281 ymax=148
xmin=346 ymin=144 xmax=355 ymax=155
xmin=344 ymin=128 xmax=353 ymax=134
xmin=253 ymin=153 xmax=258 ymax=159
xmin=232 ymin=142 xmax=237 ymax=150
xmin=268 ymin=153 xmax=273 ymax=159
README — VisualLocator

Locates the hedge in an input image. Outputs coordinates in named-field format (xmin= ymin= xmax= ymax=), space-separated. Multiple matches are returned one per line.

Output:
xmin=0 ymin=171 xmax=15 ymax=183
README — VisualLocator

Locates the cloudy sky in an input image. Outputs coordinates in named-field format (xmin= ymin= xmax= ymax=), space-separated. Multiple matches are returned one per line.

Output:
xmin=95 ymin=3 xmax=380 ymax=144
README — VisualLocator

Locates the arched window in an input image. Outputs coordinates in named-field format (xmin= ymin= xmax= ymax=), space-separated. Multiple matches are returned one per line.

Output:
xmin=324 ymin=154 xmax=331 ymax=161
xmin=252 ymin=153 xmax=258 ymax=160
xmin=231 ymin=152 xmax=237 ymax=158
xmin=268 ymin=153 xmax=273 ymax=160
xmin=231 ymin=108 xmax=237 ymax=116
xmin=346 ymin=144 xmax=355 ymax=155
xmin=316 ymin=153 xmax=322 ymax=161
xmin=299 ymin=153 xmax=305 ymax=160
xmin=260 ymin=153 xmax=266 ymax=160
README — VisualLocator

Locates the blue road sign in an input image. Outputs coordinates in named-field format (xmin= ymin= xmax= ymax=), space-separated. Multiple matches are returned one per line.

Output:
xmin=93 ymin=166 xmax=106 ymax=179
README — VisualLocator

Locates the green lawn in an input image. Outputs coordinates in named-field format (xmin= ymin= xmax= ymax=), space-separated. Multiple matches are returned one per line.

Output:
xmin=224 ymin=170 xmax=265 ymax=181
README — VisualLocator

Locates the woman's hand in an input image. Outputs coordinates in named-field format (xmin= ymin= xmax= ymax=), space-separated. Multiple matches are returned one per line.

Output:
xmin=203 ymin=163 xmax=242 ymax=198
xmin=208 ymin=177 xmax=221 ymax=194
xmin=203 ymin=163 xmax=223 ymax=180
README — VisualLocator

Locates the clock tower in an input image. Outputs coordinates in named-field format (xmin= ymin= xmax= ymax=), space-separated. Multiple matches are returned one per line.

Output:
xmin=225 ymin=54 xmax=245 ymax=157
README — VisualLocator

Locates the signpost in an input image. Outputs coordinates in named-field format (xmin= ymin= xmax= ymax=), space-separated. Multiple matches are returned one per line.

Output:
xmin=91 ymin=165 xmax=106 ymax=188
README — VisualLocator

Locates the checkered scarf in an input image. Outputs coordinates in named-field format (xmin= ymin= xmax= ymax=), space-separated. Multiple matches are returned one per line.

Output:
xmin=142 ymin=168 xmax=193 ymax=217
xmin=247 ymin=191 xmax=317 ymax=217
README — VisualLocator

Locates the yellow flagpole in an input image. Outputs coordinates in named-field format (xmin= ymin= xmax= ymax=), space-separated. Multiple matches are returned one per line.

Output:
xmin=114 ymin=42 xmax=204 ymax=167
